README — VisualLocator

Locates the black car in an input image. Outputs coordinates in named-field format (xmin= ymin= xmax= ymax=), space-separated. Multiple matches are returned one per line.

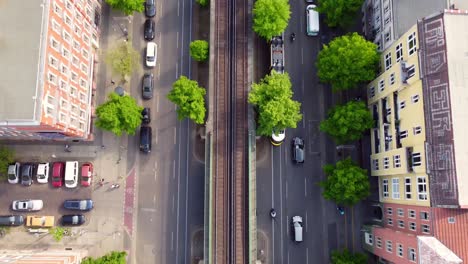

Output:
xmin=145 ymin=0 xmax=156 ymax=17
xmin=63 ymin=199 xmax=94 ymax=211
xmin=0 ymin=215 xmax=24 ymax=226
xmin=144 ymin=19 xmax=155 ymax=41
xmin=62 ymin=214 xmax=85 ymax=226
xmin=142 ymin=108 xmax=151 ymax=124
xmin=292 ymin=137 xmax=305 ymax=163
xmin=21 ymin=164 xmax=33 ymax=186
xmin=140 ymin=126 xmax=152 ymax=153
xmin=142 ymin=73 xmax=154 ymax=99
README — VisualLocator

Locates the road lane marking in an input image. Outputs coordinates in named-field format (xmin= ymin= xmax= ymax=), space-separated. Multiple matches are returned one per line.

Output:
xmin=304 ymin=178 xmax=307 ymax=197
xmin=174 ymin=127 xmax=177 ymax=144
xmin=153 ymin=195 xmax=156 ymax=204
xmin=155 ymin=129 xmax=158 ymax=144
xmin=285 ymin=180 xmax=288 ymax=200
xmin=158 ymin=62 xmax=161 ymax=79
xmin=301 ymin=47 xmax=304 ymax=65
xmin=156 ymin=93 xmax=160 ymax=113
xmin=177 ymin=31 xmax=179 ymax=49
xmin=172 ymin=195 xmax=175 ymax=211
xmin=287 ymin=250 xmax=290 ymax=264
xmin=352 ymin=207 xmax=355 ymax=251
xmin=173 ymin=160 xmax=176 ymax=179
xmin=171 ymin=231 xmax=174 ymax=251
xmin=305 ymin=211 xmax=308 ymax=233
xmin=176 ymin=62 xmax=179 ymax=79
xmin=140 ymin=208 xmax=157 ymax=212
xmin=302 ymin=112 xmax=306 ymax=128
xmin=306 ymin=248 xmax=309 ymax=264
xmin=177 ymin=0 xmax=180 ymax=16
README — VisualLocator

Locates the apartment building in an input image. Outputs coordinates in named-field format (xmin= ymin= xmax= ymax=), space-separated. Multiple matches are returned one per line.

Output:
xmin=361 ymin=10 xmax=468 ymax=263
xmin=0 ymin=0 xmax=101 ymax=141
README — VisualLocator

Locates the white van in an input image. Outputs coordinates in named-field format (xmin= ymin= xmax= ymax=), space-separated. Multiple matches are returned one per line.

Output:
xmin=65 ymin=161 xmax=78 ymax=188
xmin=146 ymin=42 xmax=157 ymax=67
xmin=292 ymin=216 xmax=303 ymax=242
xmin=306 ymin=5 xmax=319 ymax=36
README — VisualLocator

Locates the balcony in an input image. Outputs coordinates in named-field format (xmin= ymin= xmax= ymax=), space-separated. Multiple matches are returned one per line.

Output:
xmin=406 ymin=147 xmax=414 ymax=172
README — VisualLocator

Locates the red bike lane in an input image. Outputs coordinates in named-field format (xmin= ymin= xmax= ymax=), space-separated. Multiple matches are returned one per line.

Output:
xmin=124 ymin=166 xmax=136 ymax=236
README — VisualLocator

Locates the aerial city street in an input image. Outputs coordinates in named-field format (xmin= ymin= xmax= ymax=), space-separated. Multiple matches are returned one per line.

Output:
xmin=0 ymin=0 xmax=468 ymax=263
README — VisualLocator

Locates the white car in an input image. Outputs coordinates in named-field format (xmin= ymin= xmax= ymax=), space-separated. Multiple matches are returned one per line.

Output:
xmin=7 ymin=162 xmax=20 ymax=184
xmin=146 ymin=42 xmax=157 ymax=67
xmin=271 ymin=129 xmax=286 ymax=146
xmin=36 ymin=163 xmax=49 ymax=184
xmin=292 ymin=215 xmax=303 ymax=242
xmin=12 ymin=199 xmax=44 ymax=211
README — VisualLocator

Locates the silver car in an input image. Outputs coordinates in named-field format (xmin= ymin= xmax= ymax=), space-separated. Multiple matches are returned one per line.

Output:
xmin=12 ymin=200 xmax=43 ymax=211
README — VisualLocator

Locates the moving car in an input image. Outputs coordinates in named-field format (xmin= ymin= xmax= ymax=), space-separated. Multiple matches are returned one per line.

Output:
xmin=12 ymin=200 xmax=43 ymax=211
xmin=26 ymin=215 xmax=55 ymax=227
xmin=63 ymin=199 xmax=94 ymax=211
xmin=292 ymin=137 xmax=305 ymax=163
xmin=52 ymin=162 xmax=65 ymax=187
xmin=61 ymin=214 xmax=86 ymax=226
xmin=0 ymin=215 xmax=24 ymax=226
xmin=271 ymin=129 xmax=286 ymax=146
xmin=140 ymin=126 xmax=152 ymax=153
xmin=306 ymin=4 xmax=319 ymax=36
xmin=36 ymin=163 xmax=49 ymax=183
xmin=21 ymin=164 xmax=33 ymax=186
xmin=64 ymin=161 xmax=78 ymax=188
xmin=144 ymin=19 xmax=155 ymax=41
xmin=291 ymin=215 xmax=304 ymax=242
xmin=142 ymin=108 xmax=151 ymax=124
xmin=7 ymin=162 xmax=20 ymax=184
xmin=81 ymin=162 xmax=93 ymax=187
xmin=142 ymin=73 xmax=154 ymax=99
xmin=145 ymin=0 xmax=156 ymax=17
xmin=146 ymin=42 xmax=157 ymax=67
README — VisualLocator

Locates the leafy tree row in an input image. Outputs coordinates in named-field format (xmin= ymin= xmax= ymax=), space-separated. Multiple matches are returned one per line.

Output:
xmin=81 ymin=251 xmax=127 ymax=264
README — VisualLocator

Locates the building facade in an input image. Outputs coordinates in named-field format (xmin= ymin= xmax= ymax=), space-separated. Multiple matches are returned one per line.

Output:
xmin=0 ymin=0 xmax=101 ymax=141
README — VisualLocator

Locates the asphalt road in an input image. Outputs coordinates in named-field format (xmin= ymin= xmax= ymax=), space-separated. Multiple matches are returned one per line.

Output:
xmin=256 ymin=2 xmax=359 ymax=263
xmin=127 ymin=0 xmax=205 ymax=263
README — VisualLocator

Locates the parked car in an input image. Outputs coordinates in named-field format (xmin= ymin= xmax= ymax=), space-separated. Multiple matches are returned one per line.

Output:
xmin=7 ymin=162 xmax=20 ymax=184
xmin=26 ymin=215 xmax=55 ymax=227
xmin=21 ymin=164 xmax=33 ymax=186
xmin=63 ymin=199 xmax=94 ymax=211
xmin=142 ymin=73 xmax=154 ymax=99
xmin=36 ymin=163 xmax=49 ymax=183
xmin=61 ymin=214 xmax=86 ymax=226
xmin=142 ymin=107 xmax=151 ymax=124
xmin=145 ymin=0 xmax=156 ymax=17
xmin=0 ymin=215 xmax=24 ymax=226
xmin=65 ymin=161 xmax=79 ymax=188
xmin=52 ymin=162 xmax=65 ymax=187
xmin=144 ymin=19 xmax=155 ymax=41
xmin=12 ymin=199 xmax=43 ymax=211
xmin=140 ymin=126 xmax=152 ymax=153
xmin=271 ymin=129 xmax=286 ymax=146
xmin=81 ymin=163 xmax=93 ymax=187
xmin=146 ymin=42 xmax=157 ymax=67
xmin=292 ymin=137 xmax=305 ymax=163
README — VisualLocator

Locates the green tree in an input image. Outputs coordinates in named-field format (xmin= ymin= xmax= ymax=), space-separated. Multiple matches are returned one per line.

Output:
xmin=105 ymin=0 xmax=145 ymax=15
xmin=320 ymin=158 xmax=370 ymax=206
xmin=320 ymin=101 xmax=374 ymax=144
xmin=331 ymin=249 xmax=368 ymax=264
xmin=317 ymin=0 xmax=364 ymax=28
xmin=248 ymin=71 xmax=302 ymax=136
xmin=50 ymin=227 xmax=66 ymax=242
xmin=95 ymin=93 xmax=144 ymax=136
xmin=81 ymin=251 xmax=127 ymax=264
xmin=317 ymin=33 xmax=379 ymax=91
xmin=196 ymin=0 xmax=209 ymax=7
xmin=167 ymin=76 xmax=206 ymax=124
xmin=190 ymin=40 xmax=209 ymax=62
xmin=0 ymin=146 xmax=14 ymax=180
xmin=253 ymin=0 xmax=291 ymax=40
xmin=106 ymin=41 xmax=140 ymax=82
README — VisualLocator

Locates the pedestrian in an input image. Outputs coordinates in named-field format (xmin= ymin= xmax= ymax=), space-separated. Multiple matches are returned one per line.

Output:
xmin=111 ymin=80 xmax=115 ymax=85
xmin=99 ymin=178 xmax=105 ymax=186
xmin=101 ymin=145 xmax=106 ymax=149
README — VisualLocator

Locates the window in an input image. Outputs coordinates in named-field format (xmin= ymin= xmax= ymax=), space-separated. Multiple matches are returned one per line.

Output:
xmin=407 ymin=65 xmax=416 ymax=78
xmin=399 ymin=130 xmax=408 ymax=139
xmin=379 ymin=79 xmax=385 ymax=92
xmin=384 ymin=4 xmax=389 ymax=14
xmin=397 ymin=244 xmax=403 ymax=257
xmin=417 ymin=177 xmax=427 ymax=200
xmin=365 ymin=233 xmax=373 ymax=246
xmin=60 ymin=113 xmax=67 ymax=123
xmin=71 ymin=72 xmax=78 ymax=83
xmin=408 ymin=248 xmax=416 ymax=262
xmin=60 ymin=99 xmax=69 ymax=109
xmin=72 ymin=56 xmax=79 ymax=67
xmin=448 ymin=217 xmax=456 ymax=224
xmin=389 ymin=73 xmax=395 ymax=85
xmin=59 ymin=79 xmax=68 ymax=91
xmin=70 ymin=86 xmax=78 ymax=97
xmin=393 ymin=155 xmax=401 ymax=168
xmin=408 ymin=210 xmax=416 ymax=218
xmin=392 ymin=178 xmax=400 ymax=199
xmin=49 ymin=56 xmax=59 ymax=69
xmin=387 ymin=207 xmax=393 ymax=215
xmin=376 ymin=40 xmax=382 ymax=51
xmin=409 ymin=222 xmax=416 ymax=231
xmin=62 ymin=47 xmax=70 ymax=60
xmin=383 ymin=179 xmax=389 ymax=198
xmin=405 ymin=178 xmax=412 ymax=199
xmin=83 ymin=34 xmax=90 ymax=44
xmin=396 ymin=43 xmax=403 ymax=62
xmin=79 ymin=122 xmax=85 ymax=131
xmin=376 ymin=237 xmax=382 ymax=248
xmin=411 ymin=94 xmax=419 ymax=103
xmin=82 ymin=49 xmax=89 ymax=59
xmin=420 ymin=212 xmax=429 ymax=220
xmin=422 ymin=224 xmax=430 ymax=234
xmin=369 ymin=86 xmax=375 ymax=98
xmin=50 ymin=38 xmax=60 ymax=51
xmin=387 ymin=217 xmax=393 ymax=225
xmin=46 ymin=106 xmax=55 ymax=115
xmin=64 ymin=14 xmax=72 ymax=27
xmin=54 ymin=3 xmax=62 ymax=16
xmin=384 ymin=157 xmax=390 ymax=169
xmin=61 ymin=64 xmax=68 ymax=75
xmin=80 ymin=92 xmax=87 ymax=103
xmin=399 ymin=100 xmax=406 ymax=109
xmin=386 ymin=108 xmax=392 ymax=115
xmin=408 ymin=32 xmax=417 ymax=56
xmin=80 ymin=63 xmax=88 ymax=74
xmin=80 ymin=78 xmax=87 ymax=88
xmin=73 ymin=40 xmax=80 ymax=51
xmin=373 ymin=159 xmax=379 ymax=170
xmin=386 ymin=240 xmax=393 ymax=252
xmin=47 ymin=95 xmax=55 ymax=105
xmin=384 ymin=16 xmax=391 ymax=25
xmin=385 ymin=52 xmax=392 ymax=70
xmin=385 ymin=32 xmax=391 ymax=42
xmin=80 ymin=110 xmax=86 ymax=119
xmin=398 ymin=220 xmax=405 ymax=228
xmin=397 ymin=208 xmax=404 ymax=217
xmin=412 ymin=153 xmax=422 ymax=166
xmin=52 ymin=19 xmax=61 ymax=33
xmin=48 ymin=72 xmax=57 ymax=85
xmin=413 ymin=126 xmax=422 ymax=135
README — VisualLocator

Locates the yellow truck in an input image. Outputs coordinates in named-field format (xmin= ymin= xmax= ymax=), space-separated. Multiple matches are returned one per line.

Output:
xmin=26 ymin=216 xmax=55 ymax=227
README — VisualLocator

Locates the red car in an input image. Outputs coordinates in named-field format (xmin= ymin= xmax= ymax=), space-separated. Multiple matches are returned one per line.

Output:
xmin=52 ymin=162 xmax=65 ymax=187
xmin=81 ymin=163 xmax=93 ymax=187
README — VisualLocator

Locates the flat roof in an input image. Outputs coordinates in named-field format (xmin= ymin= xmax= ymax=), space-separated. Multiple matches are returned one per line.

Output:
xmin=0 ymin=0 xmax=45 ymax=121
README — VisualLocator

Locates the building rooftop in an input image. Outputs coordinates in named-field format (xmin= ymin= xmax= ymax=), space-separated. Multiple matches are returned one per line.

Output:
xmin=0 ymin=0 xmax=45 ymax=122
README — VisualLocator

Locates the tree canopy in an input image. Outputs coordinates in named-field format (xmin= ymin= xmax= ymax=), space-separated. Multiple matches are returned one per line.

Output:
xmin=320 ymin=100 xmax=374 ymax=144
xmin=105 ymin=0 xmax=145 ymax=15
xmin=248 ymin=71 xmax=302 ymax=136
xmin=95 ymin=93 xmax=144 ymax=136
xmin=190 ymin=40 xmax=209 ymax=62
xmin=167 ymin=76 xmax=206 ymax=124
xmin=316 ymin=0 xmax=364 ymax=28
xmin=331 ymin=249 xmax=368 ymax=264
xmin=81 ymin=251 xmax=127 ymax=264
xmin=316 ymin=33 xmax=379 ymax=91
xmin=253 ymin=0 xmax=291 ymax=40
xmin=196 ymin=0 xmax=209 ymax=7
xmin=320 ymin=158 xmax=370 ymax=206
xmin=0 ymin=146 xmax=14 ymax=179
xmin=106 ymin=41 xmax=140 ymax=82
